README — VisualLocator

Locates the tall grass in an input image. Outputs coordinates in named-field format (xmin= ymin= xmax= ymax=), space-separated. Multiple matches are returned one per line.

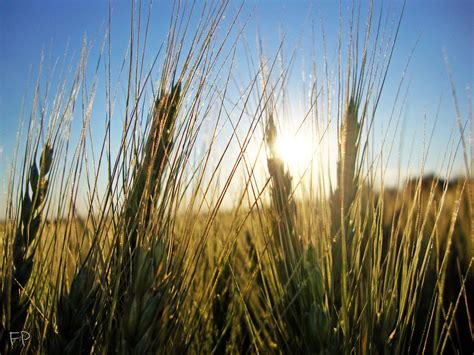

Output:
xmin=1 ymin=0 xmax=472 ymax=354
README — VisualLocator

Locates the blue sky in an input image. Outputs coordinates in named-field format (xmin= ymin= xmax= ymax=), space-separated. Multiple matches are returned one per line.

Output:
xmin=0 ymin=0 xmax=472 ymax=214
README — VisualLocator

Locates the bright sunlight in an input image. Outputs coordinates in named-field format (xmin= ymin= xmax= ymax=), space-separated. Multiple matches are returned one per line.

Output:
xmin=274 ymin=130 xmax=313 ymax=174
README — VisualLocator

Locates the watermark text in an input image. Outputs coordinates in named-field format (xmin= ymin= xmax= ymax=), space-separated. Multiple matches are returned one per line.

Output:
xmin=9 ymin=331 xmax=31 ymax=347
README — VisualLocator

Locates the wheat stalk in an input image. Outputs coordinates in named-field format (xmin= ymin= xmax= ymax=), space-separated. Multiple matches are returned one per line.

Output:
xmin=1 ymin=144 xmax=53 ymax=353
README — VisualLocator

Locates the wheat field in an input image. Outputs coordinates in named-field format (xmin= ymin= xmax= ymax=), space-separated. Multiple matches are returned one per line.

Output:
xmin=0 ymin=1 xmax=472 ymax=354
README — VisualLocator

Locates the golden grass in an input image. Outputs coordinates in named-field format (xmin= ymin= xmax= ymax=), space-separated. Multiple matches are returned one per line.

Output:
xmin=1 ymin=0 xmax=471 ymax=353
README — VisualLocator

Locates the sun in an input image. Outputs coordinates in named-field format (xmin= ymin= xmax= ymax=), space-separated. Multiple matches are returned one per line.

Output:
xmin=274 ymin=130 xmax=313 ymax=174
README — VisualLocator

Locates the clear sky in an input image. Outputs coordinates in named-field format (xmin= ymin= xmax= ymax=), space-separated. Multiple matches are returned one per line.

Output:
xmin=0 ymin=0 xmax=473 ymax=215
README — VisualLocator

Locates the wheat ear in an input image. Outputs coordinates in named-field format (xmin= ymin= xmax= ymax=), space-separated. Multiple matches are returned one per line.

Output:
xmin=1 ymin=145 xmax=53 ymax=353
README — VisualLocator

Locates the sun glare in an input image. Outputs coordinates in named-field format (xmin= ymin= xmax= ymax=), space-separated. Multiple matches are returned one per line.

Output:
xmin=274 ymin=131 xmax=313 ymax=174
